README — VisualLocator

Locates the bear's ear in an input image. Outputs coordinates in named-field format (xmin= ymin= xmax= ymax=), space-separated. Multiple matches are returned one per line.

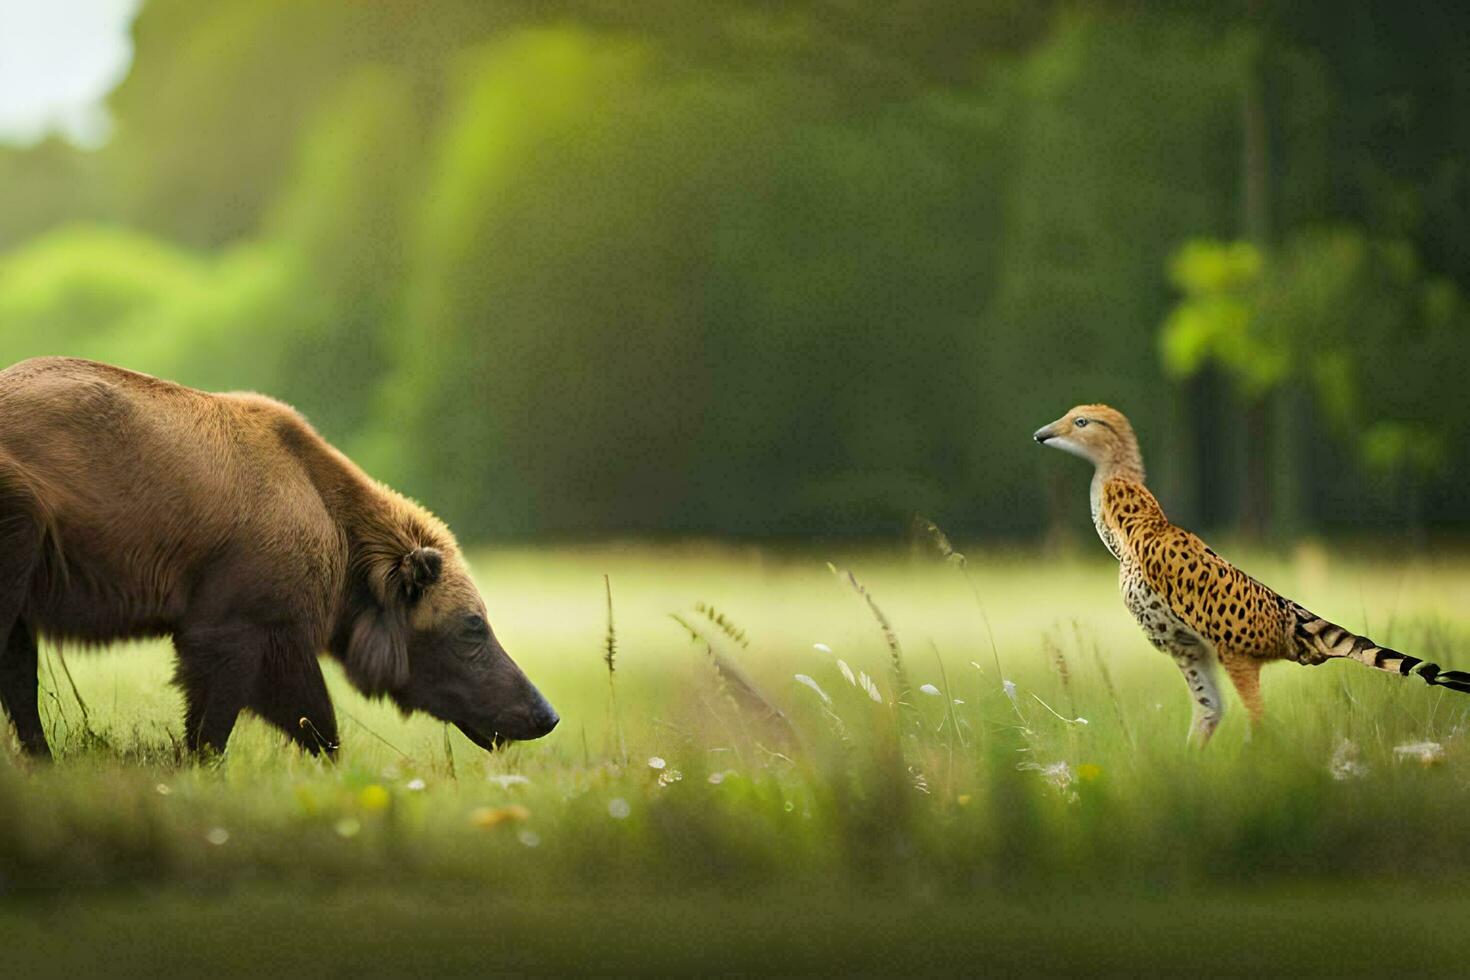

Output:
xmin=344 ymin=605 xmax=409 ymax=695
xmin=398 ymin=547 xmax=442 ymax=601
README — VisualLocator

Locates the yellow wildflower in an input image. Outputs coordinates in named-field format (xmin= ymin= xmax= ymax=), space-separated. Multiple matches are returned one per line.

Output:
xmin=471 ymin=804 xmax=532 ymax=828
xmin=359 ymin=784 xmax=391 ymax=811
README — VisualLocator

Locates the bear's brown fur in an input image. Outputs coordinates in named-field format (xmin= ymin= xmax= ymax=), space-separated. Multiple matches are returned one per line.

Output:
xmin=0 ymin=357 xmax=556 ymax=758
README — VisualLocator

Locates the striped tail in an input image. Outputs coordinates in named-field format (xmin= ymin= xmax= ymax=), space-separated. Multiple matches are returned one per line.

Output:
xmin=1291 ymin=604 xmax=1470 ymax=695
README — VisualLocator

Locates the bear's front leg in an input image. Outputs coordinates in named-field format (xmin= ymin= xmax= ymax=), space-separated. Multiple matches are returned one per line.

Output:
xmin=174 ymin=623 xmax=262 ymax=756
xmin=174 ymin=623 xmax=338 ymax=757
xmin=250 ymin=637 xmax=338 ymax=756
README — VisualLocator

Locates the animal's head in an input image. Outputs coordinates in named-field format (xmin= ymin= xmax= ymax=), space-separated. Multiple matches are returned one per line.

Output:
xmin=337 ymin=526 xmax=558 ymax=750
xmin=1032 ymin=404 xmax=1141 ymax=472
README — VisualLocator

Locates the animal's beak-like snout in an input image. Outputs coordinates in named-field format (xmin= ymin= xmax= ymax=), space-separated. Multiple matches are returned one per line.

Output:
xmin=1033 ymin=425 xmax=1056 ymax=445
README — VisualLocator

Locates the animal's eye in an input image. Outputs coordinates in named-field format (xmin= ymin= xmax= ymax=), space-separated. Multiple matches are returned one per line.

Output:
xmin=463 ymin=613 xmax=487 ymax=635
xmin=1074 ymin=418 xmax=1089 ymax=428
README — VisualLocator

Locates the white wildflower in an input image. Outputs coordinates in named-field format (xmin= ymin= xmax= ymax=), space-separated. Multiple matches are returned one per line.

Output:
xmin=607 ymin=797 xmax=631 ymax=819
xmin=794 ymin=674 xmax=831 ymax=704
xmin=1002 ymin=679 xmax=1018 ymax=702
xmin=1041 ymin=761 xmax=1074 ymax=789
xmin=1018 ymin=760 xmax=1078 ymax=801
xmin=1329 ymin=739 xmax=1369 ymax=781
xmin=155 ymin=784 xmax=172 ymax=796
xmin=813 ymin=643 xmax=833 ymax=654
xmin=1393 ymin=740 xmax=1445 ymax=766
xmin=204 ymin=827 xmax=229 ymax=846
xmin=405 ymin=778 xmax=426 ymax=792
xmin=658 ymin=769 xmax=683 ymax=787
xmin=647 ymin=756 xmax=667 ymax=770
xmin=919 ymin=683 xmax=941 ymax=696
xmin=488 ymin=773 xmax=531 ymax=788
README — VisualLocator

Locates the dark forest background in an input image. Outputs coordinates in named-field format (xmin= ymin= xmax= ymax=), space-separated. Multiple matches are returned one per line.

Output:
xmin=1 ymin=0 xmax=1466 ymax=542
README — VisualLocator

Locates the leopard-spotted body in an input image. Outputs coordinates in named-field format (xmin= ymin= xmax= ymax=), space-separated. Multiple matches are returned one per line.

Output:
xmin=1036 ymin=403 xmax=1470 ymax=744
xmin=1119 ymin=557 xmax=1223 ymax=740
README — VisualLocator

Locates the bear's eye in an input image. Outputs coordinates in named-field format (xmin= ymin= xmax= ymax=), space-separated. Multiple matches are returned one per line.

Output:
xmin=463 ymin=613 xmax=487 ymax=636
xmin=1074 ymin=418 xmax=1089 ymax=428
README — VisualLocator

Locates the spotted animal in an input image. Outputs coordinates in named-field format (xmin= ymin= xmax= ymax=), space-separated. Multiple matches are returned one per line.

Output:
xmin=1033 ymin=404 xmax=1470 ymax=744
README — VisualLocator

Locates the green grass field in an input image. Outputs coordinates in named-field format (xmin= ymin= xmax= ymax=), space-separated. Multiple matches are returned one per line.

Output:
xmin=3 ymin=541 xmax=1470 ymax=974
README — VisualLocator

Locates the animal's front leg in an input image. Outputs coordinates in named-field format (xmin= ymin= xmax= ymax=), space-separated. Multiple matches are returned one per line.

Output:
xmin=175 ymin=624 xmax=339 ymax=757
xmin=1170 ymin=635 xmax=1224 ymax=747
xmin=174 ymin=624 xmax=263 ymax=757
xmin=249 ymin=636 xmax=338 ymax=756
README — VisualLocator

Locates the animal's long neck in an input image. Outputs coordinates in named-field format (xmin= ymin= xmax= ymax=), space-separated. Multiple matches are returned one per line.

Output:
xmin=1087 ymin=434 xmax=1149 ymax=560
xmin=1088 ymin=436 xmax=1147 ymax=515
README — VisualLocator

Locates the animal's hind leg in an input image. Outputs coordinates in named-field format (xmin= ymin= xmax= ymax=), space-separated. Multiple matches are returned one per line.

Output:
xmin=0 ymin=510 xmax=45 ymax=757
xmin=1222 ymin=656 xmax=1264 ymax=732
xmin=1170 ymin=635 xmax=1224 ymax=747
xmin=0 ymin=620 xmax=47 ymax=757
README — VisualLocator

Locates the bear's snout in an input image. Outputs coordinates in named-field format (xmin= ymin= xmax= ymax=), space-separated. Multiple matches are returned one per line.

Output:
xmin=528 ymin=698 xmax=560 ymax=739
xmin=509 ymin=689 xmax=559 ymax=740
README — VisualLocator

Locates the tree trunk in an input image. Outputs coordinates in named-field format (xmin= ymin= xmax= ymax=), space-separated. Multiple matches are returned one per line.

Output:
xmin=1240 ymin=398 xmax=1271 ymax=539
xmin=1237 ymin=0 xmax=1285 ymax=542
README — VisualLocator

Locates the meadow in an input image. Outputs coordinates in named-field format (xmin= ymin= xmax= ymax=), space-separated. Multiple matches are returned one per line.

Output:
xmin=3 ymin=539 xmax=1470 ymax=974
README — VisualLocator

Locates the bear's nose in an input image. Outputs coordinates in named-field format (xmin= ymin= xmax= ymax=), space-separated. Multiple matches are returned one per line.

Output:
xmin=530 ymin=701 xmax=559 ymax=738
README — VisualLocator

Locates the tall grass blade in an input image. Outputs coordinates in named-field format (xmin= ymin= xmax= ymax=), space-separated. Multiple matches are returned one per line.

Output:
xmin=604 ymin=574 xmax=627 ymax=766
xmin=916 ymin=517 xmax=1006 ymax=690
xmin=670 ymin=612 xmax=798 ymax=747
xmin=828 ymin=563 xmax=910 ymax=708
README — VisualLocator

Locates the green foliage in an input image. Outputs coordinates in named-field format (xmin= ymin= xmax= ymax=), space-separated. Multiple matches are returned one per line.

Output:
xmin=2 ymin=1 xmax=1469 ymax=537
xmin=1160 ymin=239 xmax=1285 ymax=399
xmin=0 ymin=225 xmax=210 ymax=363
xmin=1361 ymin=422 xmax=1446 ymax=478
xmin=1161 ymin=227 xmax=1467 ymax=486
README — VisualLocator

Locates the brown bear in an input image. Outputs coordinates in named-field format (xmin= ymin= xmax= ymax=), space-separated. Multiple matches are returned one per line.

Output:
xmin=0 ymin=357 xmax=557 ymax=759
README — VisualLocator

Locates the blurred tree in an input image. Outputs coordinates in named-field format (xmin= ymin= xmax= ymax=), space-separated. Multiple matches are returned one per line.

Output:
xmin=1237 ymin=0 xmax=1277 ymax=540
xmin=981 ymin=9 xmax=1244 ymax=540
xmin=373 ymin=28 xmax=991 ymax=536
xmin=1160 ymin=240 xmax=1280 ymax=395
xmin=1 ymin=0 xmax=1468 ymax=541
xmin=1264 ymin=228 xmax=1464 ymax=541
xmin=0 ymin=224 xmax=208 ymax=363
xmin=1162 ymin=228 xmax=1467 ymax=540
xmin=255 ymin=66 xmax=422 ymax=442
xmin=105 ymin=0 xmax=363 ymax=246
xmin=0 ymin=140 xmax=118 ymax=252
